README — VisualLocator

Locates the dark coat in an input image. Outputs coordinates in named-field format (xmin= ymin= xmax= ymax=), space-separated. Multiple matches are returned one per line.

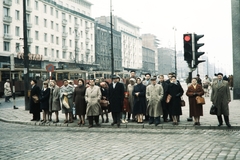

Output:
xmin=158 ymin=81 xmax=168 ymax=110
xmin=166 ymin=82 xmax=184 ymax=116
xmin=40 ymin=88 xmax=50 ymax=110
xmin=30 ymin=85 xmax=41 ymax=114
xmin=132 ymin=83 xmax=147 ymax=115
xmin=73 ymin=85 xmax=86 ymax=115
xmin=108 ymin=82 xmax=124 ymax=112
xmin=186 ymin=84 xmax=204 ymax=116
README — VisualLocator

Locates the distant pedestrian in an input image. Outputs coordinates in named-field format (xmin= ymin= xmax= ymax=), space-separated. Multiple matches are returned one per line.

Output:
xmin=132 ymin=77 xmax=147 ymax=123
xmin=196 ymin=74 xmax=202 ymax=86
xmin=186 ymin=78 xmax=204 ymax=125
xmin=202 ymin=75 xmax=211 ymax=97
xmin=166 ymin=76 xmax=184 ymax=125
xmin=109 ymin=75 xmax=124 ymax=127
xmin=85 ymin=79 xmax=102 ymax=128
xmin=211 ymin=73 xmax=231 ymax=128
xmin=228 ymin=75 xmax=233 ymax=90
xmin=40 ymin=82 xmax=50 ymax=123
xmin=4 ymin=79 xmax=12 ymax=102
xmin=73 ymin=78 xmax=87 ymax=126
xmin=146 ymin=77 xmax=163 ymax=126
xmin=60 ymin=79 xmax=74 ymax=124
xmin=29 ymin=80 xmax=41 ymax=121
xmin=49 ymin=80 xmax=61 ymax=123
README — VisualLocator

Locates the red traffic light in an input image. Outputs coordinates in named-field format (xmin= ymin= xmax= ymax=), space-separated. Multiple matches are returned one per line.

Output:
xmin=184 ymin=35 xmax=191 ymax=42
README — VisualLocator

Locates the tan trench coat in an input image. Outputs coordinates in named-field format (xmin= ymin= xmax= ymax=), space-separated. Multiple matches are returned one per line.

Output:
xmin=146 ymin=84 xmax=163 ymax=117
xmin=211 ymin=80 xmax=231 ymax=116
xmin=127 ymin=83 xmax=136 ymax=113
xmin=85 ymin=85 xmax=102 ymax=116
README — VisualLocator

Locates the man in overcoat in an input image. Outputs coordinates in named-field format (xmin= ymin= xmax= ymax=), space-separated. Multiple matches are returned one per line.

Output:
xmin=30 ymin=79 xmax=41 ymax=121
xmin=211 ymin=72 xmax=231 ymax=127
xmin=158 ymin=75 xmax=169 ymax=122
xmin=4 ymin=79 xmax=12 ymax=102
xmin=109 ymin=75 xmax=124 ymax=127
xmin=85 ymin=79 xmax=102 ymax=128
xmin=146 ymin=77 xmax=164 ymax=126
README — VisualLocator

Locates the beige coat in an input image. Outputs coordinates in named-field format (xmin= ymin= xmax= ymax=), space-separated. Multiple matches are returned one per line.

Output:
xmin=146 ymin=84 xmax=163 ymax=117
xmin=85 ymin=85 xmax=102 ymax=116
xmin=4 ymin=82 xmax=12 ymax=96
xmin=49 ymin=85 xmax=61 ymax=112
xmin=211 ymin=80 xmax=231 ymax=116
xmin=127 ymin=83 xmax=136 ymax=113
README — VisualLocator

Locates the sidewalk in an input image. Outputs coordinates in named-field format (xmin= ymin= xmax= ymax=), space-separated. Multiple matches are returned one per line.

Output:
xmin=0 ymin=90 xmax=239 ymax=129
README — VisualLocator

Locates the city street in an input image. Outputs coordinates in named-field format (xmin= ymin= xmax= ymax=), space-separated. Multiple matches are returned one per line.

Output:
xmin=1 ymin=121 xmax=240 ymax=160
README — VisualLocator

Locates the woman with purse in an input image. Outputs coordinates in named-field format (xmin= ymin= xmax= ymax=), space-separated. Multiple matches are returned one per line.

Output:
xmin=186 ymin=77 xmax=204 ymax=125
xmin=40 ymin=82 xmax=50 ymax=123
xmin=99 ymin=82 xmax=109 ymax=123
xmin=73 ymin=79 xmax=87 ymax=126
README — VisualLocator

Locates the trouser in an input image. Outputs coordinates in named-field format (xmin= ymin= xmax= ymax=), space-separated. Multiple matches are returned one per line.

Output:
xmin=112 ymin=112 xmax=121 ymax=124
xmin=88 ymin=115 xmax=99 ymax=125
xmin=217 ymin=115 xmax=230 ymax=125
xmin=149 ymin=116 xmax=160 ymax=124
xmin=33 ymin=112 xmax=40 ymax=120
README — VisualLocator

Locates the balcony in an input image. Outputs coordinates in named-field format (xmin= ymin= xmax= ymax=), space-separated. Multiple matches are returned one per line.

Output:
xmin=26 ymin=6 xmax=32 ymax=13
xmin=74 ymin=23 xmax=79 ymax=29
xmin=85 ymin=49 xmax=90 ymax=55
xmin=62 ymin=46 xmax=68 ymax=51
xmin=3 ymin=0 xmax=12 ymax=6
xmin=3 ymin=33 xmax=13 ymax=40
xmin=27 ymin=38 xmax=33 ymax=43
xmin=85 ymin=26 xmax=89 ymax=32
xmin=85 ymin=38 xmax=90 ymax=44
xmin=3 ymin=16 xmax=12 ymax=23
xmin=62 ymin=19 xmax=67 ymax=26
xmin=27 ymin=22 xmax=32 ymax=28
xmin=62 ymin=32 xmax=68 ymax=38
xmin=75 ymin=36 xmax=79 ymax=40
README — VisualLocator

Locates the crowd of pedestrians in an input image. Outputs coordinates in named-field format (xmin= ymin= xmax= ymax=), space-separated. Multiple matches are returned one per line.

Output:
xmin=28 ymin=71 xmax=233 ymax=128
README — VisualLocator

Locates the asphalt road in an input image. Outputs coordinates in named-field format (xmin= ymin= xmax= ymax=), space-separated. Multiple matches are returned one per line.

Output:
xmin=0 ymin=121 xmax=240 ymax=160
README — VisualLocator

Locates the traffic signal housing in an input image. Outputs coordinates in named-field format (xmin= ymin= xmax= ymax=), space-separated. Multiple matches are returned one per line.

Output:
xmin=183 ymin=33 xmax=193 ymax=66
xmin=193 ymin=34 xmax=205 ymax=67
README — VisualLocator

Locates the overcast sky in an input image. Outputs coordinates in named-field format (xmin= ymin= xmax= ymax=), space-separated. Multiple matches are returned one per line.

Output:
xmin=88 ymin=0 xmax=233 ymax=74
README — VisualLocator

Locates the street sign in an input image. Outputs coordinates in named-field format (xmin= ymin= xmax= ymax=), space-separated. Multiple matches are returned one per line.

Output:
xmin=46 ymin=64 xmax=54 ymax=72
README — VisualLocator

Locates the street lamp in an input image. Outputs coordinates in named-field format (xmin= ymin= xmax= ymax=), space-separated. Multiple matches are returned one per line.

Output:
xmin=173 ymin=27 xmax=177 ymax=77
xmin=110 ymin=0 xmax=114 ymax=77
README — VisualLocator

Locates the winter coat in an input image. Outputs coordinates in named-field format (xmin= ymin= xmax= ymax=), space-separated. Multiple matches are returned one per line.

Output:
xmin=85 ymin=85 xmax=102 ymax=116
xmin=186 ymin=84 xmax=204 ymax=117
xmin=4 ymin=82 xmax=12 ymax=97
xmin=60 ymin=84 xmax=74 ymax=113
xmin=73 ymin=85 xmax=86 ymax=115
xmin=29 ymin=85 xmax=41 ymax=114
xmin=146 ymin=84 xmax=163 ymax=117
xmin=49 ymin=85 xmax=61 ymax=112
xmin=211 ymin=80 xmax=231 ymax=116
xmin=132 ymin=83 xmax=147 ymax=115
xmin=40 ymin=88 xmax=50 ymax=110
xmin=108 ymin=82 xmax=124 ymax=113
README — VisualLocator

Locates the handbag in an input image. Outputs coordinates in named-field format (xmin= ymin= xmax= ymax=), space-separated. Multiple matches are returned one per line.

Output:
xmin=180 ymin=97 xmax=185 ymax=107
xmin=32 ymin=95 xmax=39 ymax=103
xmin=166 ymin=94 xmax=172 ymax=103
xmin=196 ymin=96 xmax=205 ymax=105
xmin=62 ymin=95 xmax=70 ymax=109
xmin=210 ymin=105 xmax=217 ymax=115
xmin=100 ymin=99 xmax=109 ymax=107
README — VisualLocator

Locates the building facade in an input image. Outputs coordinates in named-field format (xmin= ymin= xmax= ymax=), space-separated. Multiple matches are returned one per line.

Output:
xmin=157 ymin=47 xmax=175 ymax=75
xmin=142 ymin=47 xmax=155 ymax=74
xmin=1 ymin=0 xmax=95 ymax=74
xmin=95 ymin=22 xmax=122 ymax=72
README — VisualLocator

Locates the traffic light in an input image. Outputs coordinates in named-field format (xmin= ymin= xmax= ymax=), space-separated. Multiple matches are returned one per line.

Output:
xmin=183 ymin=33 xmax=193 ymax=66
xmin=193 ymin=34 xmax=205 ymax=67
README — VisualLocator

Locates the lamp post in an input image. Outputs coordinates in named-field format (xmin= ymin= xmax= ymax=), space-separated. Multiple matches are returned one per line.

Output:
xmin=23 ymin=0 xmax=30 ymax=110
xmin=110 ymin=0 xmax=114 ymax=77
xmin=173 ymin=27 xmax=177 ymax=77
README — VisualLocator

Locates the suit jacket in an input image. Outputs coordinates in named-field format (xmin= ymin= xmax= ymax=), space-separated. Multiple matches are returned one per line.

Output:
xmin=109 ymin=82 xmax=124 ymax=112
xmin=30 ymin=85 xmax=41 ymax=114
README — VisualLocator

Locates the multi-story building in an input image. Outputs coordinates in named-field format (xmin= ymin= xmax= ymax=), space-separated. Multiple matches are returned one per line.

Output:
xmin=142 ymin=47 xmax=155 ymax=74
xmin=1 ymin=0 xmax=95 ymax=75
xmin=96 ymin=16 xmax=142 ymax=71
xmin=141 ymin=34 xmax=159 ymax=74
xmin=95 ymin=22 xmax=122 ymax=72
xmin=157 ymin=47 xmax=175 ymax=75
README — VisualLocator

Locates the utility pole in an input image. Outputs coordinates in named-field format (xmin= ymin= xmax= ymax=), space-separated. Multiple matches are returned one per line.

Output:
xmin=110 ymin=0 xmax=114 ymax=77
xmin=23 ymin=0 xmax=30 ymax=110
xmin=173 ymin=27 xmax=177 ymax=77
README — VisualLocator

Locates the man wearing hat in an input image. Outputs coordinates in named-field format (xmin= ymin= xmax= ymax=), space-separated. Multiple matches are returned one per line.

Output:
xmin=146 ymin=77 xmax=164 ymax=126
xmin=29 ymin=79 xmax=41 ymax=121
xmin=108 ymin=75 xmax=124 ymax=127
xmin=143 ymin=73 xmax=151 ymax=86
xmin=211 ymin=72 xmax=231 ymax=127
xmin=4 ymin=79 xmax=12 ymax=102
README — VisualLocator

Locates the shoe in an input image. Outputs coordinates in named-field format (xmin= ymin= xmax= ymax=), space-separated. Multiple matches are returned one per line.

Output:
xmin=198 ymin=122 xmax=201 ymax=126
xmin=96 ymin=123 xmax=101 ymax=127
xmin=149 ymin=121 xmax=153 ymax=125
xmin=53 ymin=120 xmax=59 ymax=123
xmin=64 ymin=120 xmax=68 ymax=124
xmin=218 ymin=123 xmax=223 ymax=127
xmin=193 ymin=122 xmax=198 ymax=126
xmin=125 ymin=120 xmax=128 ymax=123
xmin=117 ymin=123 xmax=120 ymax=128
xmin=13 ymin=106 xmax=18 ymax=109
xmin=49 ymin=118 xmax=52 ymax=122
xmin=105 ymin=118 xmax=109 ymax=123
xmin=111 ymin=122 xmax=115 ymax=126
xmin=155 ymin=123 xmax=160 ymax=126
xmin=121 ymin=119 xmax=125 ymax=123
xmin=88 ymin=125 xmax=93 ymax=128
xmin=226 ymin=123 xmax=231 ymax=128
xmin=31 ymin=119 xmax=36 ymax=121
xmin=68 ymin=120 xmax=74 ymax=123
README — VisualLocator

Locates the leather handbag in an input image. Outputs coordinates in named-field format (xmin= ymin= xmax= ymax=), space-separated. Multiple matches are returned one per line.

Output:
xmin=180 ymin=97 xmax=185 ymax=107
xmin=166 ymin=94 xmax=172 ymax=103
xmin=32 ymin=95 xmax=39 ymax=103
xmin=210 ymin=105 xmax=217 ymax=115
xmin=100 ymin=99 xmax=109 ymax=107
xmin=196 ymin=96 xmax=205 ymax=105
